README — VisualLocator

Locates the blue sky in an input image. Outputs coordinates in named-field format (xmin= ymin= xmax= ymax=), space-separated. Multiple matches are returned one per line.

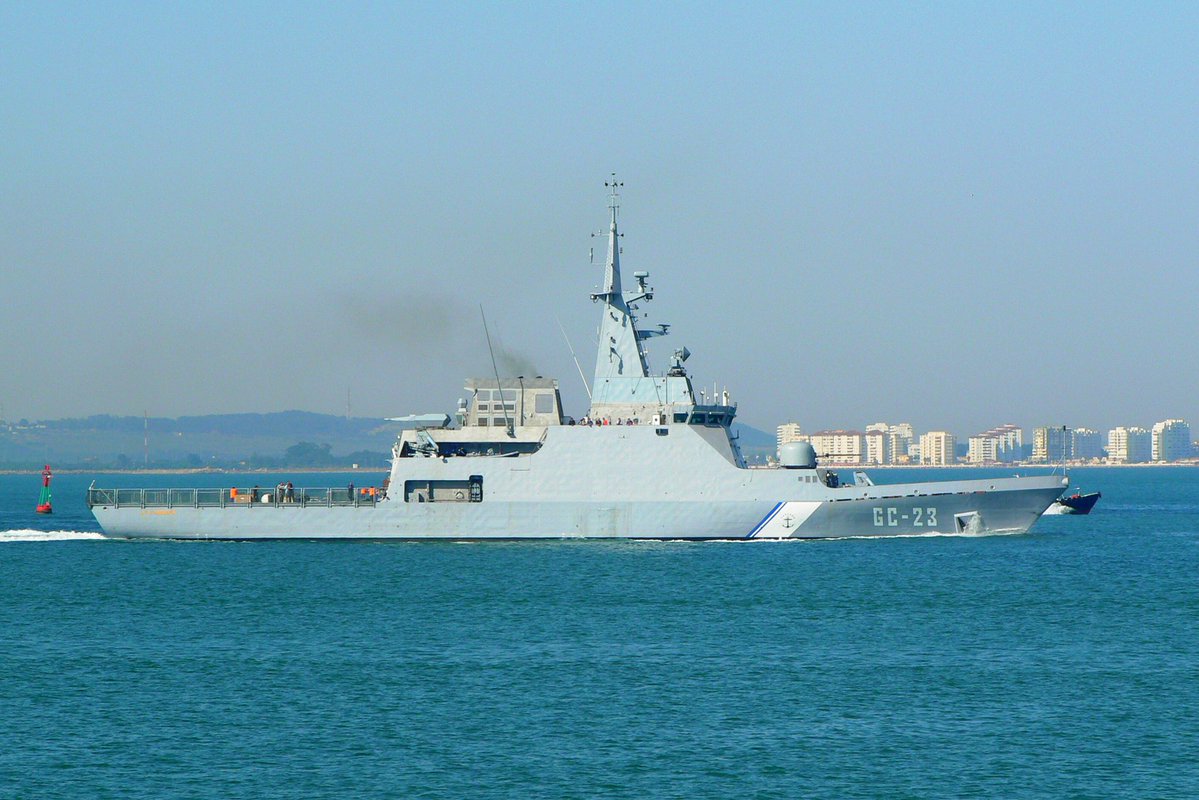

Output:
xmin=2 ymin=3 xmax=1196 ymax=435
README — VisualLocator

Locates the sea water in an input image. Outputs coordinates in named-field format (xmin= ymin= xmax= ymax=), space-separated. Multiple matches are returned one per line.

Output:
xmin=1 ymin=468 xmax=1197 ymax=798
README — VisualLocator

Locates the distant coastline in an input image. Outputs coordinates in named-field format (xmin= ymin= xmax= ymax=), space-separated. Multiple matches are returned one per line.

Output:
xmin=0 ymin=466 xmax=389 ymax=476
xmin=4 ymin=462 xmax=1196 ymax=476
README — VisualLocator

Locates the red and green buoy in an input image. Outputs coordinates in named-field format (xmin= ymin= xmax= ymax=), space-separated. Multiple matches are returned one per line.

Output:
xmin=36 ymin=464 xmax=52 ymax=514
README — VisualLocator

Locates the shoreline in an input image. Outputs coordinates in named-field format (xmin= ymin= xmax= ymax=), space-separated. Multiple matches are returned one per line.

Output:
xmin=0 ymin=467 xmax=389 ymax=476
xmin=3 ymin=462 xmax=1197 ymax=476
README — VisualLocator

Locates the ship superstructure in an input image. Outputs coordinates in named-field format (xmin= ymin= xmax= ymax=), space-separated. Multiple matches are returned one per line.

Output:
xmin=89 ymin=181 xmax=1066 ymax=539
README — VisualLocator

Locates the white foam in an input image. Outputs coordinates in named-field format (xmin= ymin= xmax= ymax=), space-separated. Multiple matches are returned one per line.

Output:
xmin=0 ymin=529 xmax=106 ymax=542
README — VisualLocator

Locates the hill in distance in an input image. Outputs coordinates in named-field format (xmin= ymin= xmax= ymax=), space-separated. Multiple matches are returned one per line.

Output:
xmin=0 ymin=411 xmax=776 ymax=470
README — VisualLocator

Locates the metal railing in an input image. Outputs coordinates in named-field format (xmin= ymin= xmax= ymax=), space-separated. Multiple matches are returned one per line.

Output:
xmin=87 ymin=487 xmax=382 ymax=510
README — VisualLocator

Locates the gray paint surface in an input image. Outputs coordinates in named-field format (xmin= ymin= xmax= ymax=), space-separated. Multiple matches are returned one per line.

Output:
xmin=91 ymin=190 xmax=1067 ymax=540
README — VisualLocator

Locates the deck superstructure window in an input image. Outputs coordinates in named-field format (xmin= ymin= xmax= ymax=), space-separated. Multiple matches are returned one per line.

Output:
xmin=535 ymin=394 xmax=554 ymax=414
xmin=690 ymin=413 xmax=707 ymax=425
xmin=674 ymin=413 xmax=688 ymax=423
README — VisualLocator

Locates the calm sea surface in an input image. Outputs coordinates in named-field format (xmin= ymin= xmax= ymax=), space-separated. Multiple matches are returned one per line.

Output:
xmin=2 ymin=467 xmax=1197 ymax=799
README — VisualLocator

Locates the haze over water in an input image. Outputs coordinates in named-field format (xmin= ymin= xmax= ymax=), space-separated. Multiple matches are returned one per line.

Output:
xmin=2 ymin=5 xmax=1198 ymax=433
xmin=3 ymin=468 xmax=1198 ymax=797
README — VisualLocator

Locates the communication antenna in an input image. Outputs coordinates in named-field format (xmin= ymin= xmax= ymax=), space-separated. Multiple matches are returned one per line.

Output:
xmin=555 ymin=315 xmax=591 ymax=400
xmin=605 ymin=174 xmax=623 ymax=216
xmin=480 ymin=305 xmax=515 ymax=438
xmin=1053 ymin=425 xmax=1069 ymax=477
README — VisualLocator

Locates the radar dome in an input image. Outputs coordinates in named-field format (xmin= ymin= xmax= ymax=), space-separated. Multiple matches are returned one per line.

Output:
xmin=779 ymin=441 xmax=817 ymax=469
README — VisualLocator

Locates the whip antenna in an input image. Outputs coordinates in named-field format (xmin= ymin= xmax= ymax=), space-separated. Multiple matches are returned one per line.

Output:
xmin=555 ymin=315 xmax=592 ymax=400
xmin=480 ymin=305 xmax=515 ymax=438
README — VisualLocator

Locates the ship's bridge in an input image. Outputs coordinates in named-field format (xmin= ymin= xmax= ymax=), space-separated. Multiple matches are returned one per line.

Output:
xmin=393 ymin=378 xmax=563 ymax=459
xmin=670 ymin=403 xmax=738 ymax=428
xmin=458 ymin=377 xmax=564 ymax=429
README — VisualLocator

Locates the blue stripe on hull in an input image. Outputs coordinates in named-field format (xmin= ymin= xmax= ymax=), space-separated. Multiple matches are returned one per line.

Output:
xmin=745 ymin=502 xmax=785 ymax=538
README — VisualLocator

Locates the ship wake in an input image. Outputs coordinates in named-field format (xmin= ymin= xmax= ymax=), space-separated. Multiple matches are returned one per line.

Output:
xmin=1 ymin=529 xmax=106 ymax=542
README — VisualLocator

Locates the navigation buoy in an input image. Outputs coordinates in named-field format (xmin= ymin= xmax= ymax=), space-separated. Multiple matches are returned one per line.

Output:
xmin=36 ymin=464 xmax=53 ymax=514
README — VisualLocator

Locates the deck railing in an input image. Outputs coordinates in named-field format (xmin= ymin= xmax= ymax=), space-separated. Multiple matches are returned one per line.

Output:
xmin=87 ymin=487 xmax=381 ymax=509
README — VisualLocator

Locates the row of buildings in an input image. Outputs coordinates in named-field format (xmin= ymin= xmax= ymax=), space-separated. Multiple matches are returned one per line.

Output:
xmin=1032 ymin=419 xmax=1193 ymax=464
xmin=776 ymin=419 xmax=1194 ymax=466
xmin=776 ymin=422 xmax=957 ymax=466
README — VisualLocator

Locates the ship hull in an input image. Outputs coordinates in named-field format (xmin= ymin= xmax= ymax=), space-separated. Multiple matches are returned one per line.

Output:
xmin=1049 ymin=491 xmax=1101 ymax=515
xmin=91 ymin=476 xmax=1066 ymax=541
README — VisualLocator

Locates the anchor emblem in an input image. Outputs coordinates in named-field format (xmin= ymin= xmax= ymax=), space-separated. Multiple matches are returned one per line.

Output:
xmin=781 ymin=514 xmax=795 ymax=529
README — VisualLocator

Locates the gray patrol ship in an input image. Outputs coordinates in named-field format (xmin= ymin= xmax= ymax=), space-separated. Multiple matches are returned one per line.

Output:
xmin=88 ymin=181 xmax=1067 ymax=540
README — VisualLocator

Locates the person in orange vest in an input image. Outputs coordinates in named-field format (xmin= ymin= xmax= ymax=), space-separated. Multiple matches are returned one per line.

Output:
xmin=230 ymin=487 xmax=239 ymax=502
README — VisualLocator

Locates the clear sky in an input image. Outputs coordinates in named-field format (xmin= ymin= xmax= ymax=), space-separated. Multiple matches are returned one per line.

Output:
xmin=2 ymin=3 xmax=1196 ymax=436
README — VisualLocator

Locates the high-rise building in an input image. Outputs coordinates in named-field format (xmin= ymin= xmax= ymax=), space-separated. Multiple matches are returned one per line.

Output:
xmin=1107 ymin=427 xmax=1151 ymax=463
xmin=966 ymin=424 xmax=1023 ymax=463
xmin=776 ymin=423 xmax=805 ymax=454
xmin=887 ymin=422 xmax=914 ymax=465
xmin=1032 ymin=426 xmax=1072 ymax=463
xmin=808 ymin=430 xmax=866 ymax=465
xmin=1152 ymin=419 xmax=1191 ymax=462
xmin=919 ymin=431 xmax=956 ymax=465
xmin=864 ymin=429 xmax=890 ymax=464
xmin=1071 ymin=428 xmax=1104 ymax=461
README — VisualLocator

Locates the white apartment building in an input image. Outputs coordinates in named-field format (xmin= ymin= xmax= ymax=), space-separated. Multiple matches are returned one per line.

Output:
xmin=919 ymin=431 xmax=956 ymax=465
xmin=776 ymin=423 xmax=805 ymax=453
xmin=1107 ymin=427 xmax=1151 ymax=463
xmin=864 ymin=430 xmax=890 ymax=464
xmin=966 ymin=424 xmax=1022 ymax=463
xmin=967 ymin=435 xmax=999 ymax=464
xmin=887 ymin=422 xmax=914 ymax=464
xmin=1152 ymin=419 xmax=1192 ymax=462
xmin=1032 ymin=426 xmax=1071 ymax=463
xmin=808 ymin=430 xmax=866 ymax=465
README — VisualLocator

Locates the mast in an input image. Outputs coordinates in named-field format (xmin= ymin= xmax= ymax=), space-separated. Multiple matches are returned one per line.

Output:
xmin=600 ymin=177 xmax=623 ymax=299
xmin=591 ymin=177 xmax=650 ymax=393
xmin=586 ymin=176 xmax=695 ymax=419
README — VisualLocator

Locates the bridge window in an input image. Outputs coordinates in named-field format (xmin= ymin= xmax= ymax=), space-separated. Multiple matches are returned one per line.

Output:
xmin=690 ymin=413 xmax=707 ymax=425
xmin=673 ymin=413 xmax=688 ymax=423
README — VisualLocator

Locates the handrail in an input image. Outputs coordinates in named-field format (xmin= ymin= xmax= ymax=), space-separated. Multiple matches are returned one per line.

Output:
xmin=86 ymin=487 xmax=383 ymax=510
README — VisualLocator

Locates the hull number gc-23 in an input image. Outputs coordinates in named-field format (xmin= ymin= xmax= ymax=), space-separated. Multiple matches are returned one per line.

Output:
xmin=873 ymin=507 xmax=938 ymax=527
